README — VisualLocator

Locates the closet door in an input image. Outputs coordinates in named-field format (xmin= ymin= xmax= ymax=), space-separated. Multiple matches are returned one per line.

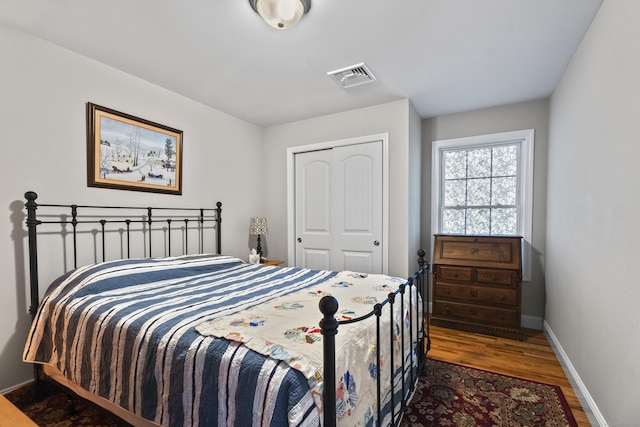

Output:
xmin=294 ymin=141 xmax=383 ymax=273
xmin=294 ymin=149 xmax=333 ymax=270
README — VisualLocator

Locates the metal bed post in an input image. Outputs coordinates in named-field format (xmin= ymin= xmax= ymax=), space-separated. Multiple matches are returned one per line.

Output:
xmin=418 ymin=249 xmax=430 ymax=360
xmin=199 ymin=208 xmax=204 ymax=253
xmin=100 ymin=219 xmax=107 ymax=262
xmin=387 ymin=292 xmax=396 ymax=424
xmin=399 ymin=283 xmax=407 ymax=416
xmin=71 ymin=205 xmax=78 ymax=268
xmin=167 ymin=219 xmax=172 ymax=255
xmin=147 ymin=207 xmax=153 ymax=257
xmin=374 ymin=303 xmax=382 ymax=425
xmin=216 ymin=201 xmax=222 ymax=254
xmin=125 ymin=219 xmax=131 ymax=258
xmin=184 ymin=219 xmax=189 ymax=254
xmin=24 ymin=191 xmax=43 ymax=390
xmin=25 ymin=192 xmax=40 ymax=321
xmin=319 ymin=296 xmax=339 ymax=427
xmin=408 ymin=274 xmax=417 ymax=394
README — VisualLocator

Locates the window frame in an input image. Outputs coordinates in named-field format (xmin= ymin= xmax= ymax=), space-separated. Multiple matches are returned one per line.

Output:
xmin=431 ymin=129 xmax=534 ymax=281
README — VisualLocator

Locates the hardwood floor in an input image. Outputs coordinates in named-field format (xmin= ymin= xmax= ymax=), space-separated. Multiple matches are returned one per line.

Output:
xmin=0 ymin=394 xmax=37 ymax=427
xmin=426 ymin=323 xmax=591 ymax=426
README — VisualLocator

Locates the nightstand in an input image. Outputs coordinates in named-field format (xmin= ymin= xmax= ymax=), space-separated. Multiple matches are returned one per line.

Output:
xmin=261 ymin=259 xmax=284 ymax=266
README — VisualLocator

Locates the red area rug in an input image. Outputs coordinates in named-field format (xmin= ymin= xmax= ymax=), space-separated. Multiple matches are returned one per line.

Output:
xmin=401 ymin=359 xmax=578 ymax=427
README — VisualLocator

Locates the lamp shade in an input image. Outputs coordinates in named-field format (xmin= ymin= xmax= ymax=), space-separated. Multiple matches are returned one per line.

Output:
xmin=249 ymin=0 xmax=311 ymax=30
xmin=250 ymin=217 xmax=269 ymax=235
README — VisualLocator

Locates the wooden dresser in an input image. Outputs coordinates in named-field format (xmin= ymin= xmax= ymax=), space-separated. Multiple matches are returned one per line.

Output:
xmin=431 ymin=234 xmax=523 ymax=340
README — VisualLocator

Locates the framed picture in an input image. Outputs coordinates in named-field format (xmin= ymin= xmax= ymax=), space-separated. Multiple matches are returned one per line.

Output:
xmin=87 ymin=102 xmax=183 ymax=195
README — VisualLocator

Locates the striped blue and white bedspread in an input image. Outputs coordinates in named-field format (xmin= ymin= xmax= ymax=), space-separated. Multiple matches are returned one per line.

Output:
xmin=23 ymin=254 xmax=338 ymax=427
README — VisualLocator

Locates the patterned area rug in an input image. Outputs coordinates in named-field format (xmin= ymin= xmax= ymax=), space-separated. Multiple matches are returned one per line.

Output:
xmin=5 ymin=359 xmax=577 ymax=426
xmin=401 ymin=359 xmax=578 ymax=427
xmin=5 ymin=381 xmax=129 ymax=427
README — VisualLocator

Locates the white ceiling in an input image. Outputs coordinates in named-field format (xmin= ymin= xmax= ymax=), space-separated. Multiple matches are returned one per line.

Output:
xmin=0 ymin=0 xmax=603 ymax=127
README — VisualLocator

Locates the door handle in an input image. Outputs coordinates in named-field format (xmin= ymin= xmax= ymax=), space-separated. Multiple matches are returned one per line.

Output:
xmin=374 ymin=240 xmax=380 ymax=246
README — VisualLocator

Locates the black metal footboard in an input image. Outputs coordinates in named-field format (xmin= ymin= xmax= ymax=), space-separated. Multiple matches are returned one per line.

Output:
xmin=320 ymin=250 xmax=430 ymax=427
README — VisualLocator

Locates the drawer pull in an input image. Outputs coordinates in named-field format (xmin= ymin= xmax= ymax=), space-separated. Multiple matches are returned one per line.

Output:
xmin=470 ymin=289 xmax=478 ymax=298
xmin=469 ymin=308 xmax=478 ymax=316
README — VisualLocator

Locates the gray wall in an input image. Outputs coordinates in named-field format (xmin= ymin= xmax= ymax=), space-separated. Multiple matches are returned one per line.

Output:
xmin=421 ymin=98 xmax=549 ymax=324
xmin=547 ymin=1 xmax=640 ymax=424
xmin=0 ymin=23 xmax=265 ymax=392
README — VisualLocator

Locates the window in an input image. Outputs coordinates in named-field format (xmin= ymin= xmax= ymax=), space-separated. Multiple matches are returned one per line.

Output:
xmin=431 ymin=129 xmax=534 ymax=280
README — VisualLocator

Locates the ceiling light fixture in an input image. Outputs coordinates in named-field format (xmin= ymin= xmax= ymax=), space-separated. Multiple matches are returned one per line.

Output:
xmin=249 ymin=0 xmax=311 ymax=30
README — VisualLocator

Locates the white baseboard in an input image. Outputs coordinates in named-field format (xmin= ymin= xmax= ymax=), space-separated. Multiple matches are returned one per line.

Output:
xmin=0 ymin=379 xmax=32 ymax=395
xmin=543 ymin=321 xmax=608 ymax=427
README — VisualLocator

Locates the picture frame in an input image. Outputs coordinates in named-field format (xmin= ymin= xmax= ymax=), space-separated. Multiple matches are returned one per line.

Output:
xmin=87 ymin=102 xmax=183 ymax=195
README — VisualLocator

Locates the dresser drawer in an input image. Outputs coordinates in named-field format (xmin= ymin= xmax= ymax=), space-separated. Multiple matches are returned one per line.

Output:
xmin=434 ymin=283 xmax=517 ymax=306
xmin=435 ymin=265 xmax=473 ymax=282
xmin=476 ymin=269 xmax=516 ymax=286
xmin=433 ymin=300 xmax=519 ymax=327
xmin=433 ymin=235 xmax=522 ymax=270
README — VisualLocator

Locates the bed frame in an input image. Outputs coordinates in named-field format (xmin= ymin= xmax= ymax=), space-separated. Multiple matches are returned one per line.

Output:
xmin=24 ymin=190 xmax=430 ymax=427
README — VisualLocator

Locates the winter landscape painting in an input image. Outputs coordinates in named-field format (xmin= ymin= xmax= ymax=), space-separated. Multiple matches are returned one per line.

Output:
xmin=87 ymin=102 xmax=183 ymax=195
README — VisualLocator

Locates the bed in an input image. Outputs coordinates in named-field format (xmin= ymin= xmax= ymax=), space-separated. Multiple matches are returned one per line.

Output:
xmin=21 ymin=191 xmax=430 ymax=427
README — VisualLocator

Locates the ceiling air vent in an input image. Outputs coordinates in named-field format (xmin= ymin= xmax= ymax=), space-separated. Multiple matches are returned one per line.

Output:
xmin=327 ymin=63 xmax=376 ymax=88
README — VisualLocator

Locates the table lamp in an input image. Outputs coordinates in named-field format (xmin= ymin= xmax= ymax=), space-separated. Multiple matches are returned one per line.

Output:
xmin=249 ymin=216 xmax=269 ymax=259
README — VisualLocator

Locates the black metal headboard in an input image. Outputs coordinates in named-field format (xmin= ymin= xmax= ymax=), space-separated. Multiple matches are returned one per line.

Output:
xmin=24 ymin=191 xmax=222 ymax=319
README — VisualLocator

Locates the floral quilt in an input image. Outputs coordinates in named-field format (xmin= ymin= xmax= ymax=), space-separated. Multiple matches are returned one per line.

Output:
xmin=196 ymin=270 xmax=418 ymax=426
